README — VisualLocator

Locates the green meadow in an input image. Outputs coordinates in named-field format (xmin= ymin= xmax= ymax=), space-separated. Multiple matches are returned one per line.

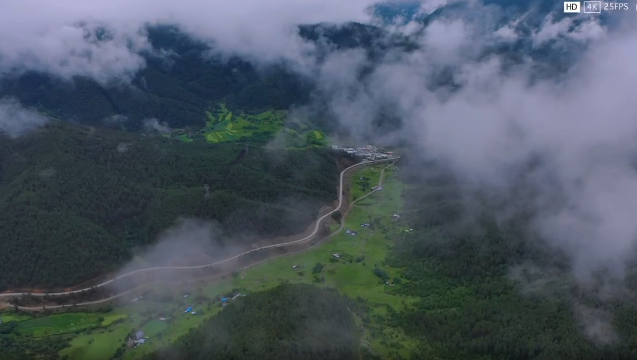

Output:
xmin=169 ymin=104 xmax=327 ymax=148
xmin=351 ymin=164 xmax=385 ymax=201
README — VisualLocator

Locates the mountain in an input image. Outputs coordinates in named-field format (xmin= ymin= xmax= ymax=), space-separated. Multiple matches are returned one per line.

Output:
xmin=0 ymin=22 xmax=414 ymax=134
xmin=0 ymin=121 xmax=355 ymax=290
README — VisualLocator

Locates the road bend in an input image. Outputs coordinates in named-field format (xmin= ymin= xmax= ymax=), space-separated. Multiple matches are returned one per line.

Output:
xmin=9 ymin=160 xmax=396 ymax=311
xmin=0 ymin=157 xmax=398 ymax=300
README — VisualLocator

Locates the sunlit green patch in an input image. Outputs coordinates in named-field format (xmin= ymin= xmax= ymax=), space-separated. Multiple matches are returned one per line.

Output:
xmin=17 ymin=312 xmax=104 ymax=337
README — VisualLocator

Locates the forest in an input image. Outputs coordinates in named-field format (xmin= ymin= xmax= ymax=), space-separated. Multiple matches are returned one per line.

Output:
xmin=142 ymin=283 xmax=360 ymax=360
xmin=0 ymin=336 xmax=68 ymax=360
xmin=384 ymin=154 xmax=637 ymax=360
xmin=0 ymin=121 xmax=356 ymax=291
xmin=0 ymin=22 xmax=413 ymax=134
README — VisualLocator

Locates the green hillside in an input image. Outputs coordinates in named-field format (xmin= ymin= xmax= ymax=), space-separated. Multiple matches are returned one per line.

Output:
xmin=142 ymin=284 xmax=359 ymax=360
xmin=0 ymin=121 xmax=354 ymax=290
xmin=167 ymin=104 xmax=327 ymax=148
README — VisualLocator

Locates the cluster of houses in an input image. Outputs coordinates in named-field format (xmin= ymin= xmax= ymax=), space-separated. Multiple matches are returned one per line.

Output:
xmin=361 ymin=222 xmax=370 ymax=227
xmin=331 ymin=144 xmax=392 ymax=160
xmin=344 ymin=229 xmax=358 ymax=236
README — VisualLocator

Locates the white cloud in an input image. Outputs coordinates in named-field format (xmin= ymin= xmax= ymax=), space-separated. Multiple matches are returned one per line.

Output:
xmin=143 ymin=118 xmax=170 ymax=134
xmin=0 ymin=0 xmax=377 ymax=81
xmin=0 ymin=97 xmax=48 ymax=137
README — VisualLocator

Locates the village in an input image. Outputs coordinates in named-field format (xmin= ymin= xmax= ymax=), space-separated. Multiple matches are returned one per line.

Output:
xmin=331 ymin=144 xmax=394 ymax=160
xmin=127 ymin=292 xmax=246 ymax=349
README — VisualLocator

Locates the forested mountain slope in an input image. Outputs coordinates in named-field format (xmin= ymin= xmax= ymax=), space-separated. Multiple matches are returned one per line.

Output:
xmin=386 ymin=154 xmax=637 ymax=360
xmin=0 ymin=121 xmax=354 ymax=290
xmin=143 ymin=283 xmax=360 ymax=360
xmin=0 ymin=23 xmax=413 ymax=132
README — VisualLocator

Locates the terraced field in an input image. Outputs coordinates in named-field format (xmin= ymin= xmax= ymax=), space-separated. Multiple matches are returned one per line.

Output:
xmin=168 ymin=104 xmax=327 ymax=148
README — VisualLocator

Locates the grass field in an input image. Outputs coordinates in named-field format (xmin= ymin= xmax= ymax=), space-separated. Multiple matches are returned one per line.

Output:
xmin=4 ymin=165 xmax=409 ymax=360
xmin=15 ymin=312 xmax=106 ymax=337
xmin=351 ymin=165 xmax=385 ymax=201
xmin=229 ymin=167 xmax=418 ymax=358
xmin=167 ymin=103 xmax=328 ymax=148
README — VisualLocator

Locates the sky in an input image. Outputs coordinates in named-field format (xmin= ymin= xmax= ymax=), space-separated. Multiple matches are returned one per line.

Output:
xmin=1 ymin=0 xmax=636 ymax=301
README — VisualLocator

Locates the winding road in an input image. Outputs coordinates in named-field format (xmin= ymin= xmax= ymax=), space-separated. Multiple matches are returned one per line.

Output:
xmin=0 ymin=157 xmax=397 ymax=309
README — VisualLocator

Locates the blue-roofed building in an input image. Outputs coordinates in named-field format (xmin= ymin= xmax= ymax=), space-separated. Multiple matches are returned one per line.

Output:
xmin=221 ymin=297 xmax=228 ymax=302
xmin=185 ymin=306 xmax=193 ymax=313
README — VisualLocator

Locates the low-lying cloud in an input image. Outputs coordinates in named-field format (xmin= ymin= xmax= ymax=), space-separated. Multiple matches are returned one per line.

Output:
xmin=3 ymin=0 xmax=637 ymax=331
xmin=143 ymin=118 xmax=170 ymax=134
xmin=0 ymin=97 xmax=48 ymax=137
xmin=0 ymin=0 xmax=377 ymax=81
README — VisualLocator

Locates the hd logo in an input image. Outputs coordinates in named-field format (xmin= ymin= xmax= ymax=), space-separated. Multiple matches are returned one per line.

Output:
xmin=564 ymin=1 xmax=581 ymax=12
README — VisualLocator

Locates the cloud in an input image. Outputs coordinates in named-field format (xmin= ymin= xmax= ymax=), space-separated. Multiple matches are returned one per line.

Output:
xmin=0 ymin=97 xmax=48 ymax=137
xmin=284 ymin=3 xmax=637 ymax=294
xmin=0 ymin=0 xmax=377 ymax=81
xmin=532 ymin=13 xmax=605 ymax=47
xmin=143 ymin=118 xmax=170 ymax=134
xmin=386 ymin=19 xmax=637 ymax=284
xmin=2 ymin=0 xmax=637 ymax=312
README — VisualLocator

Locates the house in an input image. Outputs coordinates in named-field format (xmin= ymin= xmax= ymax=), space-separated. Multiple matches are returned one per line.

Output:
xmin=136 ymin=331 xmax=145 ymax=340
xmin=183 ymin=294 xmax=189 ymax=298
xmin=221 ymin=297 xmax=228 ymax=302
xmin=332 ymin=145 xmax=341 ymax=150
xmin=159 ymin=317 xmax=166 ymax=321
xmin=191 ymin=311 xmax=197 ymax=315
xmin=132 ymin=297 xmax=139 ymax=303
xmin=393 ymin=214 xmax=400 ymax=219
xmin=185 ymin=307 xmax=193 ymax=313
xmin=292 ymin=265 xmax=300 ymax=269
xmin=332 ymin=253 xmax=340 ymax=258
xmin=232 ymin=294 xmax=243 ymax=300
xmin=366 ymin=145 xmax=377 ymax=152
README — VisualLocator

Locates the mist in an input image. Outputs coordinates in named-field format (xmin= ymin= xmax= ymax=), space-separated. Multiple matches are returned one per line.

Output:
xmin=0 ymin=97 xmax=49 ymax=138
xmin=3 ymin=0 xmax=637 ymax=343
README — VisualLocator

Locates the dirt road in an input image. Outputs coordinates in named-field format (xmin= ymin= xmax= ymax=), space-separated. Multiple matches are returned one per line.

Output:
xmin=1 ymin=158 xmax=397 ymax=307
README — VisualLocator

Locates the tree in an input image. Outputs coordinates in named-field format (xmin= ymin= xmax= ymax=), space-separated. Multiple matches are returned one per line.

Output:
xmin=312 ymin=262 xmax=324 ymax=274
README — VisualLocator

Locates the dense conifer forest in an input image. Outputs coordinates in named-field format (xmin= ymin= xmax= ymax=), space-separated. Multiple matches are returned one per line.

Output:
xmin=0 ymin=121 xmax=354 ymax=290
xmin=384 ymin=155 xmax=637 ymax=360
xmin=142 ymin=283 xmax=360 ymax=360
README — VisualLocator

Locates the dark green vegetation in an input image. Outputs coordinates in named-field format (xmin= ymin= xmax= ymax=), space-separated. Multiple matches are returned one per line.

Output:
xmin=0 ymin=23 xmax=413 ymax=135
xmin=0 ymin=121 xmax=357 ymax=290
xmin=385 ymin=156 xmax=637 ymax=360
xmin=0 ymin=336 xmax=69 ymax=360
xmin=143 ymin=283 xmax=359 ymax=360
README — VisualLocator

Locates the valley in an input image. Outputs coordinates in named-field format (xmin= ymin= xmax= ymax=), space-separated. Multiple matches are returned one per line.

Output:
xmin=1 ymin=161 xmax=410 ymax=360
